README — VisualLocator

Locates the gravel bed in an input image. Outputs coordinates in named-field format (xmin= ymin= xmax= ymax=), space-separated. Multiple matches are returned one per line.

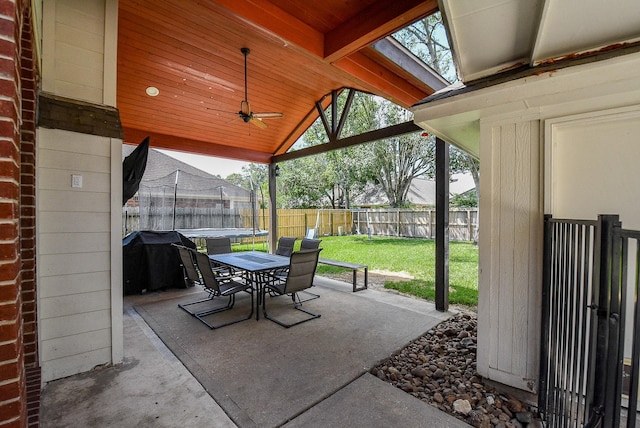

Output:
xmin=370 ymin=312 xmax=544 ymax=427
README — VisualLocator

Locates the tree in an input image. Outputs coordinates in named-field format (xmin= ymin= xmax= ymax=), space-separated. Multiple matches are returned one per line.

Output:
xmin=252 ymin=14 xmax=477 ymax=209
xmin=278 ymin=154 xmax=333 ymax=208
xmin=277 ymin=90 xmax=376 ymax=209
xmin=393 ymin=12 xmax=456 ymax=83
xmin=395 ymin=12 xmax=480 ymax=197
xmin=224 ymin=172 xmax=245 ymax=187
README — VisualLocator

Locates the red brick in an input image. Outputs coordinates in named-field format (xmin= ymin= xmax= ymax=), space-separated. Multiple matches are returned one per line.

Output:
xmin=0 ymin=400 xmax=25 ymax=427
xmin=20 ymin=173 xmax=33 ymax=185
xmin=0 ymin=241 xmax=19 ymax=259
xmin=20 ymin=195 xmax=35 ymax=207
xmin=21 ymin=300 xmax=33 ymax=313
xmin=19 ymin=156 xmax=34 ymax=168
xmin=0 ymin=2 xmax=17 ymax=18
xmin=0 ymin=160 xmax=19 ymax=181
xmin=0 ymin=77 xmax=18 ymax=98
xmin=0 ymin=99 xmax=18 ymax=119
xmin=0 ymin=299 xmax=18 ymax=320
xmin=20 ymin=261 xmax=33 ymax=275
xmin=0 ymin=341 xmax=18 ymax=362
xmin=0 ymin=380 xmax=21 ymax=402
xmin=21 ymin=96 xmax=33 ymax=109
xmin=0 ymin=264 xmax=19 ymax=285
xmin=0 ymin=222 xmax=18 ymax=238
xmin=0 ymin=201 xmax=18 ymax=218
xmin=0 ymin=320 xmax=20 ymax=343
xmin=0 ymin=17 xmax=16 ymax=39
xmin=21 ymin=76 xmax=33 ymax=90
xmin=0 ymin=119 xmax=18 ymax=137
xmin=21 ymin=291 xmax=34 ymax=305
xmin=0 ymin=360 xmax=21 ymax=384
xmin=0 ymin=142 xmax=19 ymax=160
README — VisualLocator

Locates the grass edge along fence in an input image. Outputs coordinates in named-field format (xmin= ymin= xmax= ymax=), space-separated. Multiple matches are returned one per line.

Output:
xmin=243 ymin=208 xmax=478 ymax=242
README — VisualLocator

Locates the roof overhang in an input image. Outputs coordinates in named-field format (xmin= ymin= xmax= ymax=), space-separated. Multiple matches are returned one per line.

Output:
xmin=117 ymin=0 xmax=441 ymax=163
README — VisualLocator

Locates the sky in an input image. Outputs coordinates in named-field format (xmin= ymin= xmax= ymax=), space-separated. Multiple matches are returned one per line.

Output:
xmin=158 ymin=149 xmax=249 ymax=178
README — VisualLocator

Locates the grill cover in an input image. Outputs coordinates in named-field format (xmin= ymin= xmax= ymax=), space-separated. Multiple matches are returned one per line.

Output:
xmin=122 ymin=230 xmax=196 ymax=295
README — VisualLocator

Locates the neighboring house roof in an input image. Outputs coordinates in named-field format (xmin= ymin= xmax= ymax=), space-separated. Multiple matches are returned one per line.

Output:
xmin=122 ymin=144 xmax=249 ymax=200
xmin=354 ymin=173 xmax=476 ymax=207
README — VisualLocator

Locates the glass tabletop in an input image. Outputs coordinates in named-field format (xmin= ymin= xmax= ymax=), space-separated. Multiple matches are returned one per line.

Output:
xmin=208 ymin=251 xmax=289 ymax=272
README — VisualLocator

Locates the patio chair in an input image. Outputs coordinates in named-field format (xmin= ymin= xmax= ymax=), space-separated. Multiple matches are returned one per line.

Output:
xmin=267 ymin=236 xmax=297 ymax=280
xmin=206 ymin=237 xmax=232 ymax=254
xmin=190 ymin=250 xmax=254 ymax=329
xmin=297 ymin=238 xmax=322 ymax=301
xmin=262 ymin=249 xmax=322 ymax=328
xmin=300 ymin=238 xmax=321 ymax=250
xmin=275 ymin=237 xmax=296 ymax=257
xmin=173 ymin=244 xmax=201 ymax=289
xmin=175 ymin=244 xmax=217 ymax=315
xmin=206 ymin=237 xmax=236 ymax=277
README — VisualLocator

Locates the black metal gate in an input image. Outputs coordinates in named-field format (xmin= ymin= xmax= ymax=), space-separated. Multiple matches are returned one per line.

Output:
xmin=539 ymin=214 xmax=640 ymax=427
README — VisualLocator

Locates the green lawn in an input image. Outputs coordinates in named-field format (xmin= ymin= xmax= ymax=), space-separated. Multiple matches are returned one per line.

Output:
xmin=235 ymin=235 xmax=479 ymax=307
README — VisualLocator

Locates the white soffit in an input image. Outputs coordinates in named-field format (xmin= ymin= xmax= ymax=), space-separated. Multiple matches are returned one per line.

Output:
xmin=442 ymin=0 xmax=544 ymax=82
xmin=442 ymin=0 xmax=640 ymax=82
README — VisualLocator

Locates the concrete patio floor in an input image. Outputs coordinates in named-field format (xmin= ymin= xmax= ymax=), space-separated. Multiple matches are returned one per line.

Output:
xmin=40 ymin=277 xmax=472 ymax=427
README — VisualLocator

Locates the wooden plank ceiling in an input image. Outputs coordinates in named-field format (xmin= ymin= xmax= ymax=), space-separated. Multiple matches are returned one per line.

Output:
xmin=117 ymin=0 xmax=439 ymax=163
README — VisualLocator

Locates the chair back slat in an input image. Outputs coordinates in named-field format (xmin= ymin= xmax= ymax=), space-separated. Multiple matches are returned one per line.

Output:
xmin=285 ymin=249 xmax=321 ymax=293
xmin=206 ymin=237 xmax=232 ymax=255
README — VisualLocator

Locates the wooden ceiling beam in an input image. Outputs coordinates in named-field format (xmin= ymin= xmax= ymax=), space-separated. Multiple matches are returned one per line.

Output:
xmin=273 ymin=93 xmax=334 ymax=155
xmin=273 ymin=121 xmax=421 ymax=163
xmin=209 ymin=0 xmax=325 ymax=57
xmin=323 ymin=0 xmax=438 ymax=62
xmin=122 ymin=127 xmax=273 ymax=164
xmin=333 ymin=51 xmax=429 ymax=107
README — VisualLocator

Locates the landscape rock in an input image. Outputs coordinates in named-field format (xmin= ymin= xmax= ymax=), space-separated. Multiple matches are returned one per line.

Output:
xmin=453 ymin=399 xmax=472 ymax=415
xmin=372 ymin=312 xmax=540 ymax=427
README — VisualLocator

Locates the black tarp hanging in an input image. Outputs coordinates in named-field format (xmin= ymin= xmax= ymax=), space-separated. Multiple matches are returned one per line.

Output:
xmin=123 ymin=136 xmax=150 ymax=205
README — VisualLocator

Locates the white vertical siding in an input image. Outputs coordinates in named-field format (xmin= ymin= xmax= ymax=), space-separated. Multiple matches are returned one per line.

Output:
xmin=478 ymin=119 xmax=542 ymax=392
xmin=37 ymin=128 xmax=114 ymax=382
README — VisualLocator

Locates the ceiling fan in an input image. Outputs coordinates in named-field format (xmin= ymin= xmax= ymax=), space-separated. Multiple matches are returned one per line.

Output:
xmin=235 ymin=47 xmax=283 ymax=129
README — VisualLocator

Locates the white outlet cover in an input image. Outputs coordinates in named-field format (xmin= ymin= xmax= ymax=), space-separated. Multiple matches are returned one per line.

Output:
xmin=71 ymin=174 xmax=83 ymax=188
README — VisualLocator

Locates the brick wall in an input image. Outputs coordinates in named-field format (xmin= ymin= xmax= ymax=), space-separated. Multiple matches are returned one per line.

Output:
xmin=20 ymin=2 xmax=39 ymax=427
xmin=0 ymin=0 xmax=37 ymax=426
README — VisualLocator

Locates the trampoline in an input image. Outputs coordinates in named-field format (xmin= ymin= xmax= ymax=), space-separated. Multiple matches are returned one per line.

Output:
xmin=176 ymin=228 xmax=268 ymax=239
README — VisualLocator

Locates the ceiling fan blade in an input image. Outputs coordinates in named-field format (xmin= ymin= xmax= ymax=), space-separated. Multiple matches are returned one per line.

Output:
xmin=253 ymin=112 xmax=283 ymax=119
xmin=226 ymin=115 xmax=241 ymax=125
xmin=250 ymin=117 xmax=268 ymax=129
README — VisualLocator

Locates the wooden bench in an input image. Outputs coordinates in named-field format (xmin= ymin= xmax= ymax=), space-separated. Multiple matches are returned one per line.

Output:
xmin=318 ymin=258 xmax=368 ymax=292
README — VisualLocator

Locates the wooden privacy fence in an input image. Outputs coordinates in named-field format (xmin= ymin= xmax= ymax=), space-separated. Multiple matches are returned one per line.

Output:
xmin=242 ymin=208 xmax=353 ymax=239
xmin=124 ymin=207 xmax=478 ymax=242
xmin=352 ymin=209 xmax=478 ymax=241
xmin=242 ymin=208 xmax=478 ymax=242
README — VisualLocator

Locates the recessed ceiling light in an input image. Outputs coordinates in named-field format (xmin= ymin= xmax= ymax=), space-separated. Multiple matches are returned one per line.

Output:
xmin=145 ymin=86 xmax=159 ymax=97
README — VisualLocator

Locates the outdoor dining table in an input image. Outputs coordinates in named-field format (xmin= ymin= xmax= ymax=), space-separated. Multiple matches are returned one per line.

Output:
xmin=208 ymin=251 xmax=290 ymax=320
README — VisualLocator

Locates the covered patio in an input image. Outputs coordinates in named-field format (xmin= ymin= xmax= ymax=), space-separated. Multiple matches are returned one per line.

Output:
xmin=3 ymin=0 xmax=640 ymax=426
xmin=40 ymin=277 xmax=465 ymax=427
